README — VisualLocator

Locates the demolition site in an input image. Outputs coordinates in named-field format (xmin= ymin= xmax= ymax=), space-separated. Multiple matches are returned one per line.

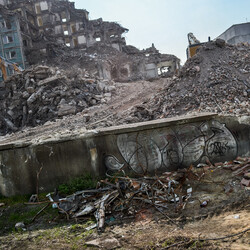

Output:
xmin=0 ymin=0 xmax=249 ymax=249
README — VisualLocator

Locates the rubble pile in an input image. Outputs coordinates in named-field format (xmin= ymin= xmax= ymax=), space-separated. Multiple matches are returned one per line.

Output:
xmin=37 ymin=156 xmax=249 ymax=232
xmin=0 ymin=65 xmax=115 ymax=135
xmin=125 ymin=41 xmax=250 ymax=123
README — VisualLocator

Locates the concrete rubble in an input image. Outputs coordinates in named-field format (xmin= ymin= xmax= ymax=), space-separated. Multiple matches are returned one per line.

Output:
xmin=0 ymin=39 xmax=249 ymax=135
xmin=27 ymin=156 xmax=249 ymax=233
xmin=69 ymin=40 xmax=249 ymax=129
xmin=0 ymin=65 xmax=116 ymax=134
xmin=0 ymin=2 xmax=249 ymax=249
xmin=0 ymin=0 xmax=182 ymax=135
xmin=142 ymin=41 xmax=250 ymax=119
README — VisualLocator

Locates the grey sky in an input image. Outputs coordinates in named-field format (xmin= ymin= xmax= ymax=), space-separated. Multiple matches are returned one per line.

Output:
xmin=72 ymin=0 xmax=250 ymax=64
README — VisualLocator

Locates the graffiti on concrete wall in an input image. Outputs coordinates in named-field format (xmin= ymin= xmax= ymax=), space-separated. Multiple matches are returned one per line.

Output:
xmin=104 ymin=120 xmax=238 ymax=174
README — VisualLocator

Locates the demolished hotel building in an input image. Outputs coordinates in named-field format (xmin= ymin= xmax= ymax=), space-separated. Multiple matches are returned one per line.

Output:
xmin=0 ymin=0 xmax=180 ymax=81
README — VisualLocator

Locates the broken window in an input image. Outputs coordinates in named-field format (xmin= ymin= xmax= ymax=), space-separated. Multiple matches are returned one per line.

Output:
xmin=37 ymin=17 xmax=43 ymax=27
xmin=6 ymin=51 xmax=16 ymax=59
xmin=15 ymin=9 xmax=22 ymax=17
xmin=6 ymin=21 xmax=11 ymax=29
xmin=23 ymin=39 xmax=28 ymax=47
xmin=35 ymin=4 xmax=41 ymax=14
xmin=55 ymin=25 xmax=62 ymax=34
xmin=0 ymin=21 xmax=6 ymax=28
xmin=73 ymin=37 xmax=78 ymax=47
xmin=85 ymin=12 xmax=89 ymax=20
xmin=55 ymin=13 xmax=60 ymax=22
xmin=3 ymin=35 xmax=13 ymax=44
xmin=158 ymin=66 xmax=172 ymax=77
xmin=8 ymin=67 xmax=15 ymax=75
xmin=71 ymin=24 xmax=76 ymax=33
xmin=63 ymin=25 xmax=69 ymax=35
xmin=28 ymin=15 xmax=35 ymax=25
xmin=40 ymin=48 xmax=47 ymax=54
xmin=61 ymin=11 xmax=67 ymax=22
xmin=65 ymin=38 xmax=71 ymax=47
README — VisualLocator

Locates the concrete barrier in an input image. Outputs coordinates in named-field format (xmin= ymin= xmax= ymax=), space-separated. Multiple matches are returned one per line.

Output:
xmin=0 ymin=113 xmax=249 ymax=196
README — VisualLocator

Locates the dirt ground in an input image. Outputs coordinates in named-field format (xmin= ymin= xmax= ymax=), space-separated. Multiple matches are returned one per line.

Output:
xmin=0 ymin=206 xmax=249 ymax=249
xmin=0 ymin=164 xmax=249 ymax=249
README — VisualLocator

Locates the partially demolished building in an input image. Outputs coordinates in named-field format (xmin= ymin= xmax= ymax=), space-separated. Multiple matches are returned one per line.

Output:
xmin=0 ymin=0 xmax=180 ymax=81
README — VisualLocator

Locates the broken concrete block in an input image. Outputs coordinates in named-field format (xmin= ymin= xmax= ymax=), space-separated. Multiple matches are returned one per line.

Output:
xmin=35 ymin=72 xmax=50 ymax=80
xmin=37 ymin=75 xmax=61 ymax=86
xmin=104 ymin=93 xmax=112 ymax=97
xmin=232 ymin=164 xmax=250 ymax=176
xmin=107 ymin=85 xmax=116 ymax=92
xmin=58 ymin=104 xmax=76 ymax=117
xmin=85 ymin=237 xmax=121 ymax=249
xmin=27 ymin=93 xmax=37 ymax=105
xmin=241 ymin=178 xmax=250 ymax=187
xmin=26 ymin=87 xmax=35 ymax=94
xmin=215 ymin=38 xmax=226 ymax=48
xmin=22 ymin=91 xmax=30 ymax=99
xmin=97 ymin=81 xmax=107 ymax=92
xmin=244 ymin=172 xmax=250 ymax=179
xmin=90 ymin=99 xmax=97 ymax=105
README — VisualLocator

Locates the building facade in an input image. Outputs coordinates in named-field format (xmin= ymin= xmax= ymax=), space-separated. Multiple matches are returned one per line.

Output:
xmin=217 ymin=22 xmax=250 ymax=45
xmin=0 ymin=0 xmax=128 ymax=80
xmin=0 ymin=8 xmax=27 ymax=81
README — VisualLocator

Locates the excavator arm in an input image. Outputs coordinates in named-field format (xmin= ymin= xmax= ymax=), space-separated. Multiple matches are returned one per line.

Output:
xmin=187 ymin=32 xmax=200 ymax=45
xmin=0 ymin=56 xmax=23 ymax=81
xmin=0 ymin=57 xmax=8 ymax=81
xmin=187 ymin=32 xmax=203 ymax=58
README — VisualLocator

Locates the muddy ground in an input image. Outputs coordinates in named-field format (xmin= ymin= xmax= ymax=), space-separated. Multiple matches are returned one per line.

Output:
xmin=0 ymin=164 xmax=249 ymax=249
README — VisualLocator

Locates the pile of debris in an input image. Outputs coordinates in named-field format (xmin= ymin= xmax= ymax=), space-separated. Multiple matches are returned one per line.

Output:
xmin=119 ymin=41 xmax=250 ymax=123
xmin=33 ymin=156 xmax=250 ymax=232
xmin=0 ymin=65 xmax=115 ymax=135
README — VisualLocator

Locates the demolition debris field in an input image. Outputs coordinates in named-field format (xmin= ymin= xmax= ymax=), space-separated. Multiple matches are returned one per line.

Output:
xmin=0 ymin=40 xmax=249 ymax=144
xmin=0 ymin=0 xmax=250 ymax=249
xmin=0 ymin=157 xmax=249 ymax=249
xmin=0 ymin=7 xmax=249 ymax=248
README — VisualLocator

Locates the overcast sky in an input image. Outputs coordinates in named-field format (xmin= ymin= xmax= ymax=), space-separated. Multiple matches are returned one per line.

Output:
xmin=72 ymin=0 xmax=250 ymax=64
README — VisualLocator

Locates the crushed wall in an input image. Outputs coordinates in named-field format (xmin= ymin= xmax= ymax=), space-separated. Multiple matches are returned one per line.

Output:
xmin=0 ymin=114 xmax=249 ymax=196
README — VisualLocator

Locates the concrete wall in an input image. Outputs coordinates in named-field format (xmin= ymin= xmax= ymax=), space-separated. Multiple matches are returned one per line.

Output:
xmin=145 ymin=63 xmax=158 ymax=79
xmin=218 ymin=22 xmax=250 ymax=44
xmin=0 ymin=114 xmax=249 ymax=196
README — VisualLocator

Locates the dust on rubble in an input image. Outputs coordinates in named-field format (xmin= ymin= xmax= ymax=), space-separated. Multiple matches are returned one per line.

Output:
xmin=0 ymin=40 xmax=249 ymax=142
xmin=0 ymin=77 xmax=165 ymax=144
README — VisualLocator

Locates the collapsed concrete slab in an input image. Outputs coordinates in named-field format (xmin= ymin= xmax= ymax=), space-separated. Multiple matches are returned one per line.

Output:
xmin=0 ymin=113 xmax=249 ymax=196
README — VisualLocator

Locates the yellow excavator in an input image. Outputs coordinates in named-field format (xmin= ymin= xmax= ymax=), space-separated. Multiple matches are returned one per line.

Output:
xmin=186 ymin=32 xmax=204 ymax=58
xmin=0 ymin=55 xmax=23 ymax=81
